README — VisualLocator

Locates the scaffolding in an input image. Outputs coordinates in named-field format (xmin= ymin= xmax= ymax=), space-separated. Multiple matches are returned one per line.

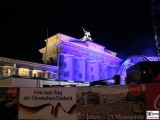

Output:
xmin=150 ymin=0 xmax=160 ymax=61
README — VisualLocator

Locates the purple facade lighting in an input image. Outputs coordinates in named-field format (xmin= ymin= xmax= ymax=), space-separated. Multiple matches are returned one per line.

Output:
xmin=39 ymin=33 xmax=122 ymax=83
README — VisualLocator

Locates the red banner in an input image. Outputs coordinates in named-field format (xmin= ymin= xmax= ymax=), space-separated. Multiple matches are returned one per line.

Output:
xmin=128 ymin=84 xmax=143 ymax=96
xmin=145 ymin=83 xmax=160 ymax=110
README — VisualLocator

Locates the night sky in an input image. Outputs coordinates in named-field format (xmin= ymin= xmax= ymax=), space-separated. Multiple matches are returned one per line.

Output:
xmin=0 ymin=0 xmax=157 ymax=64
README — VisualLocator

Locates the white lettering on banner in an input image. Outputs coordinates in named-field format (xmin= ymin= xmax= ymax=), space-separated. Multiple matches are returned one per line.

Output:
xmin=128 ymin=85 xmax=142 ymax=96
xmin=129 ymin=87 xmax=141 ymax=92
xmin=154 ymin=94 xmax=160 ymax=110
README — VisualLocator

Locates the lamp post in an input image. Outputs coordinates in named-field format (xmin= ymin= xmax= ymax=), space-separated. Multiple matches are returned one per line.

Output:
xmin=44 ymin=29 xmax=49 ymax=78
xmin=37 ymin=29 xmax=49 ymax=87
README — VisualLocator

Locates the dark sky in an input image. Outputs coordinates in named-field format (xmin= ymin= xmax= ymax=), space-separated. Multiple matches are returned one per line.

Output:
xmin=0 ymin=0 xmax=157 ymax=63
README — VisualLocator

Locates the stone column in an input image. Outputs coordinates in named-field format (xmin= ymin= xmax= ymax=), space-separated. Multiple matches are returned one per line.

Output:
xmin=59 ymin=53 xmax=74 ymax=80
xmin=29 ymin=70 xmax=32 ymax=77
xmin=90 ymin=61 xmax=100 ymax=81
xmin=73 ymin=57 xmax=86 ymax=82
xmin=99 ymin=63 xmax=109 ymax=80
xmin=85 ymin=60 xmax=91 ymax=82
xmin=85 ymin=60 xmax=100 ymax=82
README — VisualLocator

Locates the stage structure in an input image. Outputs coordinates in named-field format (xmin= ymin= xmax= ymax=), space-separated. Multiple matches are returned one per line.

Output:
xmin=119 ymin=55 xmax=158 ymax=85
xmin=39 ymin=33 xmax=122 ymax=83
